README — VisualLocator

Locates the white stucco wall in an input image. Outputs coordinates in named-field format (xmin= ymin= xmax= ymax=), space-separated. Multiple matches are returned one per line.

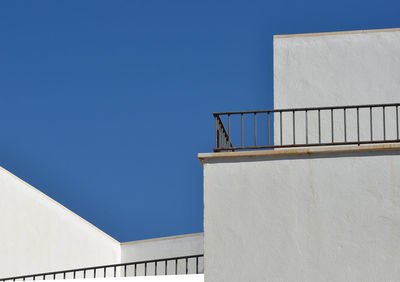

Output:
xmin=0 ymin=167 xmax=121 ymax=278
xmin=67 ymin=275 xmax=204 ymax=282
xmin=201 ymin=146 xmax=400 ymax=282
xmin=0 ymin=166 xmax=203 ymax=279
xmin=121 ymin=234 xmax=204 ymax=276
xmin=273 ymin=28 xmax=400 ymax=146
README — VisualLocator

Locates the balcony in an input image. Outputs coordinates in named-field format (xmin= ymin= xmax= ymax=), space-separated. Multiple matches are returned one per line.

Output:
xmin=214 ymin=102 xmax=400 ymax=152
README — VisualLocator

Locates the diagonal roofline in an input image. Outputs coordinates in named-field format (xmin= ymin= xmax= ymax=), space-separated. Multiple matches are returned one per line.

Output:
xmin=121 ymin=232 xmax=203 ymax=245
xmin=274 ymin=27 xmax=400 ymax=39
xmin=0 ymin=166 xmax=120 ymax=244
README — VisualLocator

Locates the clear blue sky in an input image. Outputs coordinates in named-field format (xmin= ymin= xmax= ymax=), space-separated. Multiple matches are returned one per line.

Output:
xmin=1 ymin=0 xmax=399 ymax=242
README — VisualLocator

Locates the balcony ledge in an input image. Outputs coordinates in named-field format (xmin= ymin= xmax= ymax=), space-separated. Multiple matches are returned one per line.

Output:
xmin=198 ymin=143 xmax=400 ymax=165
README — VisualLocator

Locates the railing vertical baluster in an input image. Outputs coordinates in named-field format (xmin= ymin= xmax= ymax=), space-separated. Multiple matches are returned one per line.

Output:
xmin=155 ymin=261 xmax=157 ymax=276
xmin=84 ymin=269 xmax=86 ymax=279
xmin=165 ymin=260 xmax=168 ymax=275
xmin=175 ymin=259 xmax=178 ymax=275
xmin=331 ymin=109 xmax=334 ymax=143
xmin=241 ymin=113 xmax=244 ymax=147
xmin=43 ymin=275 xmax=45 ymax=280
xmin=254 ymin=113 xmax=257 ymax=146
xmin=73 ymin=271 xmax=76 ymax=279
xmin=145 ymin=263 xmax=147 ymax=276
xmin=134 ymin=264 xmax=137 ymax=277
xmin=228 ymin=114 xmax=232 ymax=143
xmin=357 ymin=107 xmax=360 ymax=145
xmin=228 ymin=114 xmax=230 ymax=139
xmin=318 ymin=109 xmax=321 ymax=144
xmin=292 ymin=110 xmax=295 ymax=145
xmin=344 ymin=109 xmax=347 ymax=142
xmin=196 ymin=256 xmax=199 ymax=274
xmin=280 ymin=111 xmax=283 ymax=145
xmin=114 ymin=266 xmax=116 ymax=278
xmin=33 ymin=276 xmax=35 ymax=281
xmin=52 ymin=274 xmax=55 ymax=280
xmin=186 ymin=257 xmax=188 ymax=274
xmin=63 ymin=272 xmax=66 ymax=280
xmin=370 ymin=107 xmax=373 ymax=141
xmin=397 ymin=105 xmax=399 ymax=140
xmin=124 ymin=265 xmax=126 ymax=277
xmin=305 ymin=110 xmax=308 ymax=144
xmin=104 ymin=267 xmax=106 ymax=278
xmin=383 ymin=106 xmax=386 ymax=140
xmin=267 ymin=112 xmax=270 ymax=146
xmin=215 ymin=116 xmax=218 ymax=149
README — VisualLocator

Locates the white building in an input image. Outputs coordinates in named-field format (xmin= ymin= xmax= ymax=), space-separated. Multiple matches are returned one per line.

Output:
xmin=0 ymin=165 xmax=203 ymax=280
xmin=2 ymin=27 xmax=400 ymax=282
xmin=200 ymin=27 xmax=400 ymax=282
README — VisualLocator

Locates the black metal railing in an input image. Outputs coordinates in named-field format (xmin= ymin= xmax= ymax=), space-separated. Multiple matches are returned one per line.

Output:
xmin=214 ymin=102 xmax=400 ymax=152
xmin=0 ymin=254 xmax=204 ymax=281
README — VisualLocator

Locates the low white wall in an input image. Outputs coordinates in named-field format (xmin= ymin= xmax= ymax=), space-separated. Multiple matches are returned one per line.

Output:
xmin=0 ymin=167 xmax=121 ymax=278
xmin=121 ymin=234 xmax=204 ymax=276
xmin=65 ymin=275 xmax=203 ymax=282
xmin=202 ymin=146 xmax=400 ymax=281
xmin=273 ymin=28 xmax=400 ymax=146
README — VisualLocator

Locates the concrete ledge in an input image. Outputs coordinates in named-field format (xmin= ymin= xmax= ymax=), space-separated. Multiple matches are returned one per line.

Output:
xmin=274 ymin=27 xmax=400 ymax=39
xmin=198 ymin=144 xmax=400 ymax=164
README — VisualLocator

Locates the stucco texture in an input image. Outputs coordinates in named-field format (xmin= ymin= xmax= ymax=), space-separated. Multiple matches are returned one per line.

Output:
xmin=0 ymin=166 xmax=204 ymax=279
xmin=273 ymin=29 xmax=400 ymax=147
xmin=203 ymin=149 xmax=400 ymax=282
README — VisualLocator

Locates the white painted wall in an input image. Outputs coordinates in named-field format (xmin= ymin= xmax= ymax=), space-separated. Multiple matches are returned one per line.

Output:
xmin=273 ymin=29 xmax=400 ymax=146
xmin=0 ymin=167 xmax=121 ymax=278
xmin=121 ymin=234 xmax=204 ymax=276
xmin=0 ymin=166 xmax=203 ymax=279
xmin=67 ymin=275 xmax=203 ymax=282
xmin=202 ymin=147 xmax=400 ymax=282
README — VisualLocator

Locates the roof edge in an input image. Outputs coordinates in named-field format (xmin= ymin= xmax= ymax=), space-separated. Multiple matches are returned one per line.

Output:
xmin=274 ymin=27 xmax=400 ymax=39
xmin=0 ymin=166 xmax=120 ymax=245
xmin=121 ymin=232 xmax=204 ymax=245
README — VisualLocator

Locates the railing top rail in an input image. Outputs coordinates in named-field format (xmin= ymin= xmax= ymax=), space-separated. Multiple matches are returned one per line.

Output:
xmin=213 ymin=102 xmax=400 ymax=116
xmin=0 ymin=254 xmax=204 ymax=281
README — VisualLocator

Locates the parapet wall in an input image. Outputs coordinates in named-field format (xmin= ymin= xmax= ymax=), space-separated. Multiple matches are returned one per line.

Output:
xmin=121 ymin=233 xmax=204 ymax=276
xmin=200 ymin=145 xmax=400 ymax=282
